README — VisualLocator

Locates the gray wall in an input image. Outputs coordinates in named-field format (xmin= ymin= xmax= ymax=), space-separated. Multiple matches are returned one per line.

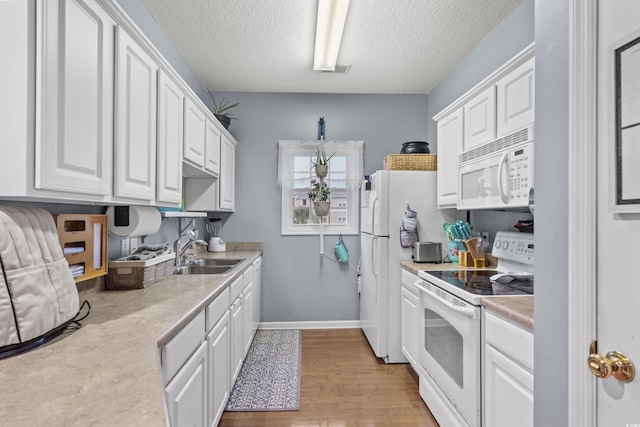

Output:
xmin=533 ymin=0 xmax=570 ymax=425
xmin=211 ymin=92 xmax=428 ymax=322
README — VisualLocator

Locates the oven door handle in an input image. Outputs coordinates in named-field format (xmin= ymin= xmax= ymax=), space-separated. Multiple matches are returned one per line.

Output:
xmin=415 ymin=280 xmax=478 ymax=319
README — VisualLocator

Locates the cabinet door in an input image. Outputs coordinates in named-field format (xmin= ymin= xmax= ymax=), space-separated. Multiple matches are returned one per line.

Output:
xmin=484 ymin=344 xmax=534 ymax=427
xmin=114 ymin=27 xmax=157 ymax=200
xmin=463 ymin=86 xmax=496 ymax=152
xmin=252 ymin=257 xmax=262 ymax=337
xmin=207 ymin=311 xmax=230 ymax=427
xmin=157 ymin=70 xmax=184 ymax=204
xmin=401 ymin=285 xmax=419 ymax=369
xmin=218 ymin=135 xmax=236 ymax=211
xmin=204 ymin=118 xmax=221 ymax=176
xmin=230 ymin=295 xmax=244 ymax=384
xmin=184 ymin=97 xmax=206 ymax=167
xmin=165 ymin=341 xmax=207 ymax=427
xmin=496 ymin=58 xmax=535 ymax=137
xmin=36 ymin=0 xmax=114 ymax=196
xmin=243 ymin=281 xmax=254 ymax=356
xmin=436 ymin=108 xmax=463 ymax=208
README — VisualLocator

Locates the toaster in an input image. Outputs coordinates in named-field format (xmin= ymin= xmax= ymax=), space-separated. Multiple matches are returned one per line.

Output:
xmin=411 ymin=242 xmax=442 ymax=263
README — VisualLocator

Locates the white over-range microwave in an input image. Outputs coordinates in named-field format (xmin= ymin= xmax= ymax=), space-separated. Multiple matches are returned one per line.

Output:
xmin=457 ymin=125 xmax=534 ymax=210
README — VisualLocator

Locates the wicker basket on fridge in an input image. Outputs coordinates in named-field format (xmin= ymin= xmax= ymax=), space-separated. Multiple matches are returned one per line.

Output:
xmin=383 ymin=154 xmax=437 ymax=171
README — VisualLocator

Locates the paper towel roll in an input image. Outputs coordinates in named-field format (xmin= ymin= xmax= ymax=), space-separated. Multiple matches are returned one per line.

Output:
xmin=106 ymin=206 xmax=162 ymax=237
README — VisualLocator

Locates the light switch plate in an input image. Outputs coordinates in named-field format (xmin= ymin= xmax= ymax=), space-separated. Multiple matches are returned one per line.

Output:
xmin=120 ymin=238 xmax=130 ymax=257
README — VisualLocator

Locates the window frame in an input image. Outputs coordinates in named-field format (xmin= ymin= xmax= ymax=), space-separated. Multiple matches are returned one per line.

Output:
xmin=279 ymin=141 xmax=362 ymax=236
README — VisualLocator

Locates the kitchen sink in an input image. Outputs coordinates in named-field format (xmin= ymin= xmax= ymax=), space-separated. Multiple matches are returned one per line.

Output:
xmin=190 ymin=258 xmax=245 ymax=267
xmin=173 ymin=258 xmax=246 ymax=275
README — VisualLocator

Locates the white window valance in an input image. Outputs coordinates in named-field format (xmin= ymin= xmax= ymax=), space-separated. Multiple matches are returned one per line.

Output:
xmin=277 ymin=140 xmax=364 ymax=190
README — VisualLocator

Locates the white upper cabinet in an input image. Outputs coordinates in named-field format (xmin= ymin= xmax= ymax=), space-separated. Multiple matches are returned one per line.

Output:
xmin=496 ymin=57 xmax=535 ymax=137
xmin=436 ymin=107 xmax=463 ymax=208
xmin=218 ymin=134 xmax=237 ymax=211
xmin=463 ymin=86 xmax=496 ymax=152
xmin=157 ymin=69 xmax=184 ymax=205
xmin=35 ymin=0 xmax=115 ymax=196
xmin=114 ymin=26 xmax=158 ymax=201
xmin=205 ymin=118 xmax=221 ymax=176
xmin=184 ymin=97 xmax=207 ymax=168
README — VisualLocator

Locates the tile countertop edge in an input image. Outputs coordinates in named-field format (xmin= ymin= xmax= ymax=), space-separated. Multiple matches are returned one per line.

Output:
xmin=0 ymin=250 xmax=262 ymax=426
xmin=400 ymin=261 xmax=534 ymax=331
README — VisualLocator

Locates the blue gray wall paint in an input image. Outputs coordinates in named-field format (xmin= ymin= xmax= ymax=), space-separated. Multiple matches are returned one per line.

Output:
xmin=534 ymin=0 xmax=570 ymax=425
xmin=210 ymin=92 xmax=428 ymax=322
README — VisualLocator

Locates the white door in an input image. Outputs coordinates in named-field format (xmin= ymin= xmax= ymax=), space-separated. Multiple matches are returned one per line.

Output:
xmin=156 ymin=70 xmax=184 ymax=205
xmin=463 ymin=86 xmax=496 ymax=152
xmin=184 ymin=97 xmax=206 ymax=168
xmin=218 ymin=134 xmax=236 ymax=211
xmin=207 ymin=311 xmax=230 ymax=427
xmin=36 ymin=0 xmax=114 ymax=196
xmin=114 ymin=27 xmax=157 ymax=200
xmin=359 ymin=232 xmax=388 ymax=359
xmin=592 ymin=1 xmax=640 ymax=423
xmin=204 ymin=118 xmax=221 ymax=176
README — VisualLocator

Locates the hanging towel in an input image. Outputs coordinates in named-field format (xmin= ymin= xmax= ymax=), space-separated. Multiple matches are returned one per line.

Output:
xmin=400 ymin=208 xmax=419 ymax=248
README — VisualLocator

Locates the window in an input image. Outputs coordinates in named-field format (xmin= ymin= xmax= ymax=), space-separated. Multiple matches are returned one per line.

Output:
xmin=278 ymin=140 xmax=363 ymax=235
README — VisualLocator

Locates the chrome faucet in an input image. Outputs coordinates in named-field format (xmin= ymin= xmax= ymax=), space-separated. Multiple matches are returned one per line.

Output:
xmin=174 ymin=238 xmax=208 ymax=265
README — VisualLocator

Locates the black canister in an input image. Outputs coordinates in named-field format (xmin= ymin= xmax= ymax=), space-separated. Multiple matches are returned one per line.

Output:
xmin=400 ymin=141 xmax=430 ymax=154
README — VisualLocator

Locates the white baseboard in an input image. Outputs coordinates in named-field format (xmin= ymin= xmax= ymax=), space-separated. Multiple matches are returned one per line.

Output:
xmin=258 ymin=320 xmax=361 ymax=330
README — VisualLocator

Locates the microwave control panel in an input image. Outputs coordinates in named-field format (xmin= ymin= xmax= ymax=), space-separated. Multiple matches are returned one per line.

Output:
xmin=508 ymin=144 xmax=534 ymax=204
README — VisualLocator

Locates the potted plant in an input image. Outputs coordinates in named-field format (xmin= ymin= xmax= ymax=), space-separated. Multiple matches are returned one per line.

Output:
xmin=308 ymin=178 xmax=331 ymax=216
xmin=312 ymin=143 xmax=335 ymax=179
xmin=212 ymin=97 xmax=239 ymax=130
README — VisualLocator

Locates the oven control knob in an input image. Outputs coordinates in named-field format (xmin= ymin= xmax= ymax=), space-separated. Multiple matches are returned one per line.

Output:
xmin=494 ymin=240 xmax=501 ymax=249
xmin=502 ymin=240 xmax=509 ymax=250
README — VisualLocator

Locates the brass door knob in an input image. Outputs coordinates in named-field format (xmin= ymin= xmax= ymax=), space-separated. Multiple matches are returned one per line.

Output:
xmin=588 ymin=341 xmax=635 ymax=382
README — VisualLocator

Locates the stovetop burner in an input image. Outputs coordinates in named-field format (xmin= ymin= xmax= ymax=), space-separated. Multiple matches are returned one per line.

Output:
xmin=420 ymin=269 xmax=534 ymax=297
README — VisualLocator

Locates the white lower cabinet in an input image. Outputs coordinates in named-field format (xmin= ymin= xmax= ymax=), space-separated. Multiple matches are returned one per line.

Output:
xmin=242 ymin=268 xmax=255 ymax=356
xmin=229 ymin=294 xmax=244 ymax=385
xmin=162 ymin=259 xmax=261 ymax=426
xmin=165 ymin=341 xmax=208 ymax=427
xmin=483 ymin=310 xmax=534 ymax=427
xmin=206 ymin=311 xmax=230 ymax=427
xmin=400 ymin=270 xmax=420 ymax=370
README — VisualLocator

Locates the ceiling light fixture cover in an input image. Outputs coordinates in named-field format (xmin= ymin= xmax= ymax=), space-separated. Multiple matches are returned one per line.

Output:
xmin=313 ymin=0 xmax=350 ymax=71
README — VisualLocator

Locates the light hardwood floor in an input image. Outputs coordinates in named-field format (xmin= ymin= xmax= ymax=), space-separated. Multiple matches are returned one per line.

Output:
xmin=218 ymin=328 xmax=439 ymax=427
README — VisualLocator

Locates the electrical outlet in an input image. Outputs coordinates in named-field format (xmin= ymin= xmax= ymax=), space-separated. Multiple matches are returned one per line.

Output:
xmin=481 ymin=232 xmax=489 ymax=241
xmin=120 ymin=238 xmax=130 ymax=257
xmin=130 ymin=237 xmax=139 ymax=254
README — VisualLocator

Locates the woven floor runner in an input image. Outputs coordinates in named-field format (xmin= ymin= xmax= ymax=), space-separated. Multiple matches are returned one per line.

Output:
xmin=225 ymin=329 xmax=301 ymax=411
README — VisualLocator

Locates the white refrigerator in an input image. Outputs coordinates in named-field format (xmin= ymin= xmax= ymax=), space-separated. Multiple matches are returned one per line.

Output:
xmin=360 ymin=170 xmax=464 ymax=363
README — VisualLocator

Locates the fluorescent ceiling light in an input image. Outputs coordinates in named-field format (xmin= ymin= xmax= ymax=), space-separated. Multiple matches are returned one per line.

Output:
xmin=313 ymin=0 xmax=350 ymax=71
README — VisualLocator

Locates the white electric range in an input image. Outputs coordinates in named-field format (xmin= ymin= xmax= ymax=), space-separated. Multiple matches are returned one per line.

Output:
xmin=415 ymin=231 xmax=534 ymax=427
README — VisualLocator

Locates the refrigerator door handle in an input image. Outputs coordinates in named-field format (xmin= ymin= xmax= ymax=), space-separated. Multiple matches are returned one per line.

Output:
xmin=369 ymin=193 xmax=378 ymax=235
xmin=372 ymin=236 xmax=378 ymax=300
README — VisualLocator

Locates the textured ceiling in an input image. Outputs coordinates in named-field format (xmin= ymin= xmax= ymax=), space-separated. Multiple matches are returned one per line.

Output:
xmin=139 ymin=0 xmax=523 ymax=94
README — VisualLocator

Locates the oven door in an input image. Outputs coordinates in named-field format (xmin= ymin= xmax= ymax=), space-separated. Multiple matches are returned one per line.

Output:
xmin=416 ymin=279 xmax=481 ymax=427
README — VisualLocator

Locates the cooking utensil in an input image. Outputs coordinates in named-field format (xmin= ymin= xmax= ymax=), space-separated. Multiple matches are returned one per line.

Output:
xmin=400 ymin=141 xmax=430 ymax=154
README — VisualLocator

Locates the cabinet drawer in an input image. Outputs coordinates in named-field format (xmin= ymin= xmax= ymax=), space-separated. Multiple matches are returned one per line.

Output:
xmin=485 ymin=311 xmax=533 ymax=369
xmin=162 ymin=310 xmax=205 ymax=384
xmin=401 ymin=269 xmax=419 ymax=291
xmin=229 ymin=275 xmax=244 ymax=302
xmin=206 ymin=287 xmax=230 ymax=332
